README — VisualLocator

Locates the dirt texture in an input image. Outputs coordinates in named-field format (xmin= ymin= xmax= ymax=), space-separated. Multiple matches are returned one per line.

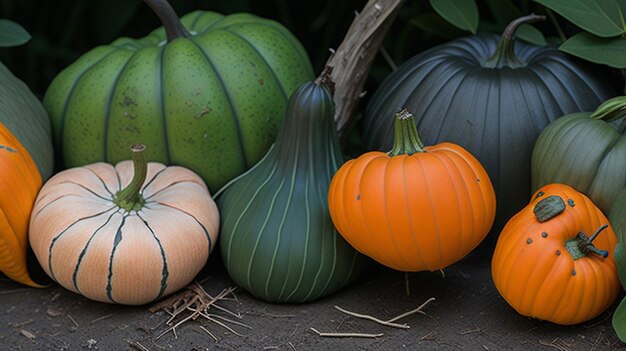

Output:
xmin=0 ymin=250 xmax=624 ymax=351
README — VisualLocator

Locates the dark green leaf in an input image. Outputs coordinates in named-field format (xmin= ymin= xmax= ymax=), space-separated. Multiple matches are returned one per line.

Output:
xmin=560 ymin=32 xmax=626 ymax=68
xmin=411 ymin=13 xmax=468 ymax=39
xmin=613 ymin=297 xmax=626 ymax=342
xmin=429 ymin=0 xmax=479 ymax=34
xmin=0 ymin=19 xmax=31 ymax=47
xmin=534 ymin=0 xmax=626 ymax=37
xmin=516 ymin=24 xmax=547 ymax=46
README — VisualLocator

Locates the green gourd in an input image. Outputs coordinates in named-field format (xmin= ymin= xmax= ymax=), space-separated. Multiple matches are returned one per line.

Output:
xmin=0 ymin=61 xmax=53 ymax=180
xmin=43 ymin=0 xmax=313 ymax=192
xmin=532 ymin=96 xmax=626 ymax=214
xmin=217 ymin=80 xmax=367 ymax=303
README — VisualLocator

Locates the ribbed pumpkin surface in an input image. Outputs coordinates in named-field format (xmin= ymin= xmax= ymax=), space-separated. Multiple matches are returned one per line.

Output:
xmin=532 ymin=112 xmax=626 ymax=214
xmin=329 ymin=140 xmax=496 ymax=272
xmin=364 ymin=34 xmax=620 ymax=236
xmin=492 ymin=184 xmax=620 ymax=325
xmin=44 ymin=11 xmax=313 ymax=192
xmin=29 ymin=160 xmax=219 ymax=305
xmin=218 ymin=82 xmax=366 ymax=303
xmin=0 ymin=123 xmax=42 ymax=287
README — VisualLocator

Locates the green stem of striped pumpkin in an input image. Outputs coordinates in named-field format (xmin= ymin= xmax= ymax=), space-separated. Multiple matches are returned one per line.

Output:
xmin=114 ymin=144 xmax=147 ymax=212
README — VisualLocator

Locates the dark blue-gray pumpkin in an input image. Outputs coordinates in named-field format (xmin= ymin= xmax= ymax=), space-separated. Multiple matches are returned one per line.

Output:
xmin=362 ymin=15 xmax=622 ymax=242
xmin=217 ymin=80 xmax=367 ymax=303
xmin=43 ymin=0 xmax=314 ymax=192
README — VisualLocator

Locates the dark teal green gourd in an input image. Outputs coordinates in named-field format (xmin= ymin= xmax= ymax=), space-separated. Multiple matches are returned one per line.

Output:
xmin=217 ymin=81 xmax=367 ymax=303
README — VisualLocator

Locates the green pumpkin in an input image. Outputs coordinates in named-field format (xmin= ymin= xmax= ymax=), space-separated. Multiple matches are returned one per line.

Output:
xmin=217 ymin=81 xmax=367 ymax=303
xmin=532 ymin=96 xmax=626 ymax=214
xmin=608 ymin=179 xmax=626 ymax=342
xmin=0 ymin=61 xmax=53 ymax=180
xmin=43 ymin=0 xmax=313 ymax=192
xmin=362 ymin=15 xmax=621 ymax=242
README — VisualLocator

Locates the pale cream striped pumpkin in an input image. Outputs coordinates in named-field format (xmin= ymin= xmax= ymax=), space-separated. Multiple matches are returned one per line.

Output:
xmin=28 ymin=145 xmax=219 ymax=305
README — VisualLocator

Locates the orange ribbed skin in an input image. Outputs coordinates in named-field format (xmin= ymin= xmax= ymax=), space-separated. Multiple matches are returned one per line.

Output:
xmin=492 ymin=184 xmax=620 ymax=325
xmin=328 ymin=142 xmax=496 ymax=272
xmin=0 ymin=122 xmax=42 ymax=287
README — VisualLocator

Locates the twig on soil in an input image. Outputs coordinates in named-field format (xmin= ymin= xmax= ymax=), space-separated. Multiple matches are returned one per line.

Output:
xmin=90 ymin=312 xmax=117 ymax=324
xmin=125 ymin=339 xmax=150 ymax=351
xmin=19 ymin=329 xmax=36 ymax=340
xmin=0 ymin=288 xmax=31 ymax=295
xmin=334 ymin=306 xmax=409 ymax=329
xmin=67 ymin=314 xmax=79 ymax=328
xmin=10 ymin=319 xmax=34 ymax=328
xmin=420 ymin=331 xmax=437 ymax=341
xmin=333 ymin=297 xmax=435 ymax=330
xmin=538 ymin=338 xmax=572 ymax=351
xmin=288 ymin=341 xmax=297 ymax=351
xmin=309 ymin=327 xmax=383 ymax=338
xmin=150 ymin=282 xmax=244 ymax=342
xmin=386 ymin=297 xmax=435 ymax=323
xmin=404 ymin=272 xmax=410 ymax=296
xmin=199 ymin=326 xmax=218 ymax=342
xmin=459 ymin=323 xmax=482 ymax=335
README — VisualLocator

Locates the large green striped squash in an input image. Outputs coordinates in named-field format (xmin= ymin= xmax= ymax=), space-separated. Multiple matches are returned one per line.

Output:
xmin=0 ymin=60 xmax=53 ymax=287
xmin=217 ymin=81 xmax=367 ymax=303
xmin=43 ymin=0 xmax=314 ymax=192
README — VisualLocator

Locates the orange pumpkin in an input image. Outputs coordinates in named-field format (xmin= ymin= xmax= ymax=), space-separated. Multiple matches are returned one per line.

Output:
xmin=492 ymin=183 xmax=620 ymax=325
xmin=328 ymin=110 xmax=496 ymax=271
xmin=28 ymin=145 xmax=219 ymax=305
xmin=0 ymin=123 xmax=42 ymax=287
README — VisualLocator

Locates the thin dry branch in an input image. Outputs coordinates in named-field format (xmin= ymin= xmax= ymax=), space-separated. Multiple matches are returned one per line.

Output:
xmin=320 ymin=0 xmax=405 ymax=138
xmin=150 ymin=282 xmax=243 ymax=342
xmin=334 ymin=297 xmax=435 ymax=329
xmin=309 ymin=327 xmax=384 ymax=338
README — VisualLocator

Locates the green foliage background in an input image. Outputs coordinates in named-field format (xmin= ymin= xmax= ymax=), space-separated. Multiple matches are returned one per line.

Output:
xmin=0 ymin=0 xmax=564 ymax=102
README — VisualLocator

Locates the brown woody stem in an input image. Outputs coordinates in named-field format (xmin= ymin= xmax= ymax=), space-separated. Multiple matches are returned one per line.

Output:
xmin=143 ymin=0 xmax=188 ymax=41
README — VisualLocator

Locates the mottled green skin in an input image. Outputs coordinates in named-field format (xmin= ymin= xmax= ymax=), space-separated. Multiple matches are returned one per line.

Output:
xmin=44 ymin=11 xmax=314 ymax=192
xmin=0 ymin=61 xmax=54 ymax=180
xmin=532 ymin=113 xmax=626 ymax=214
xmin=218 ymin=82 xmax=367 ymax=303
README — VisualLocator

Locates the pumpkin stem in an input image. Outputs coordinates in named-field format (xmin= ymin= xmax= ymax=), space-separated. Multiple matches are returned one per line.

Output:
xmin=565 ymin=224 xmax=610 ymax=261
xmin=113 ymin=144 xmax=148 ymax=212
xmin=388 ymin=109 xmax=425 ymax=156
xmin=143 ymin=0 xmax=188 ymax=42
xmin=483 ymin=14 xmax=546 ymax=69
xmin=590 ymin=96 xmax=626 ymax=122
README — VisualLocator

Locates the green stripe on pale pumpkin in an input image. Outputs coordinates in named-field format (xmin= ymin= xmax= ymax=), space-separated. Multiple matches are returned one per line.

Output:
xmin=72 ymin=211 xmax=119 ymax=292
